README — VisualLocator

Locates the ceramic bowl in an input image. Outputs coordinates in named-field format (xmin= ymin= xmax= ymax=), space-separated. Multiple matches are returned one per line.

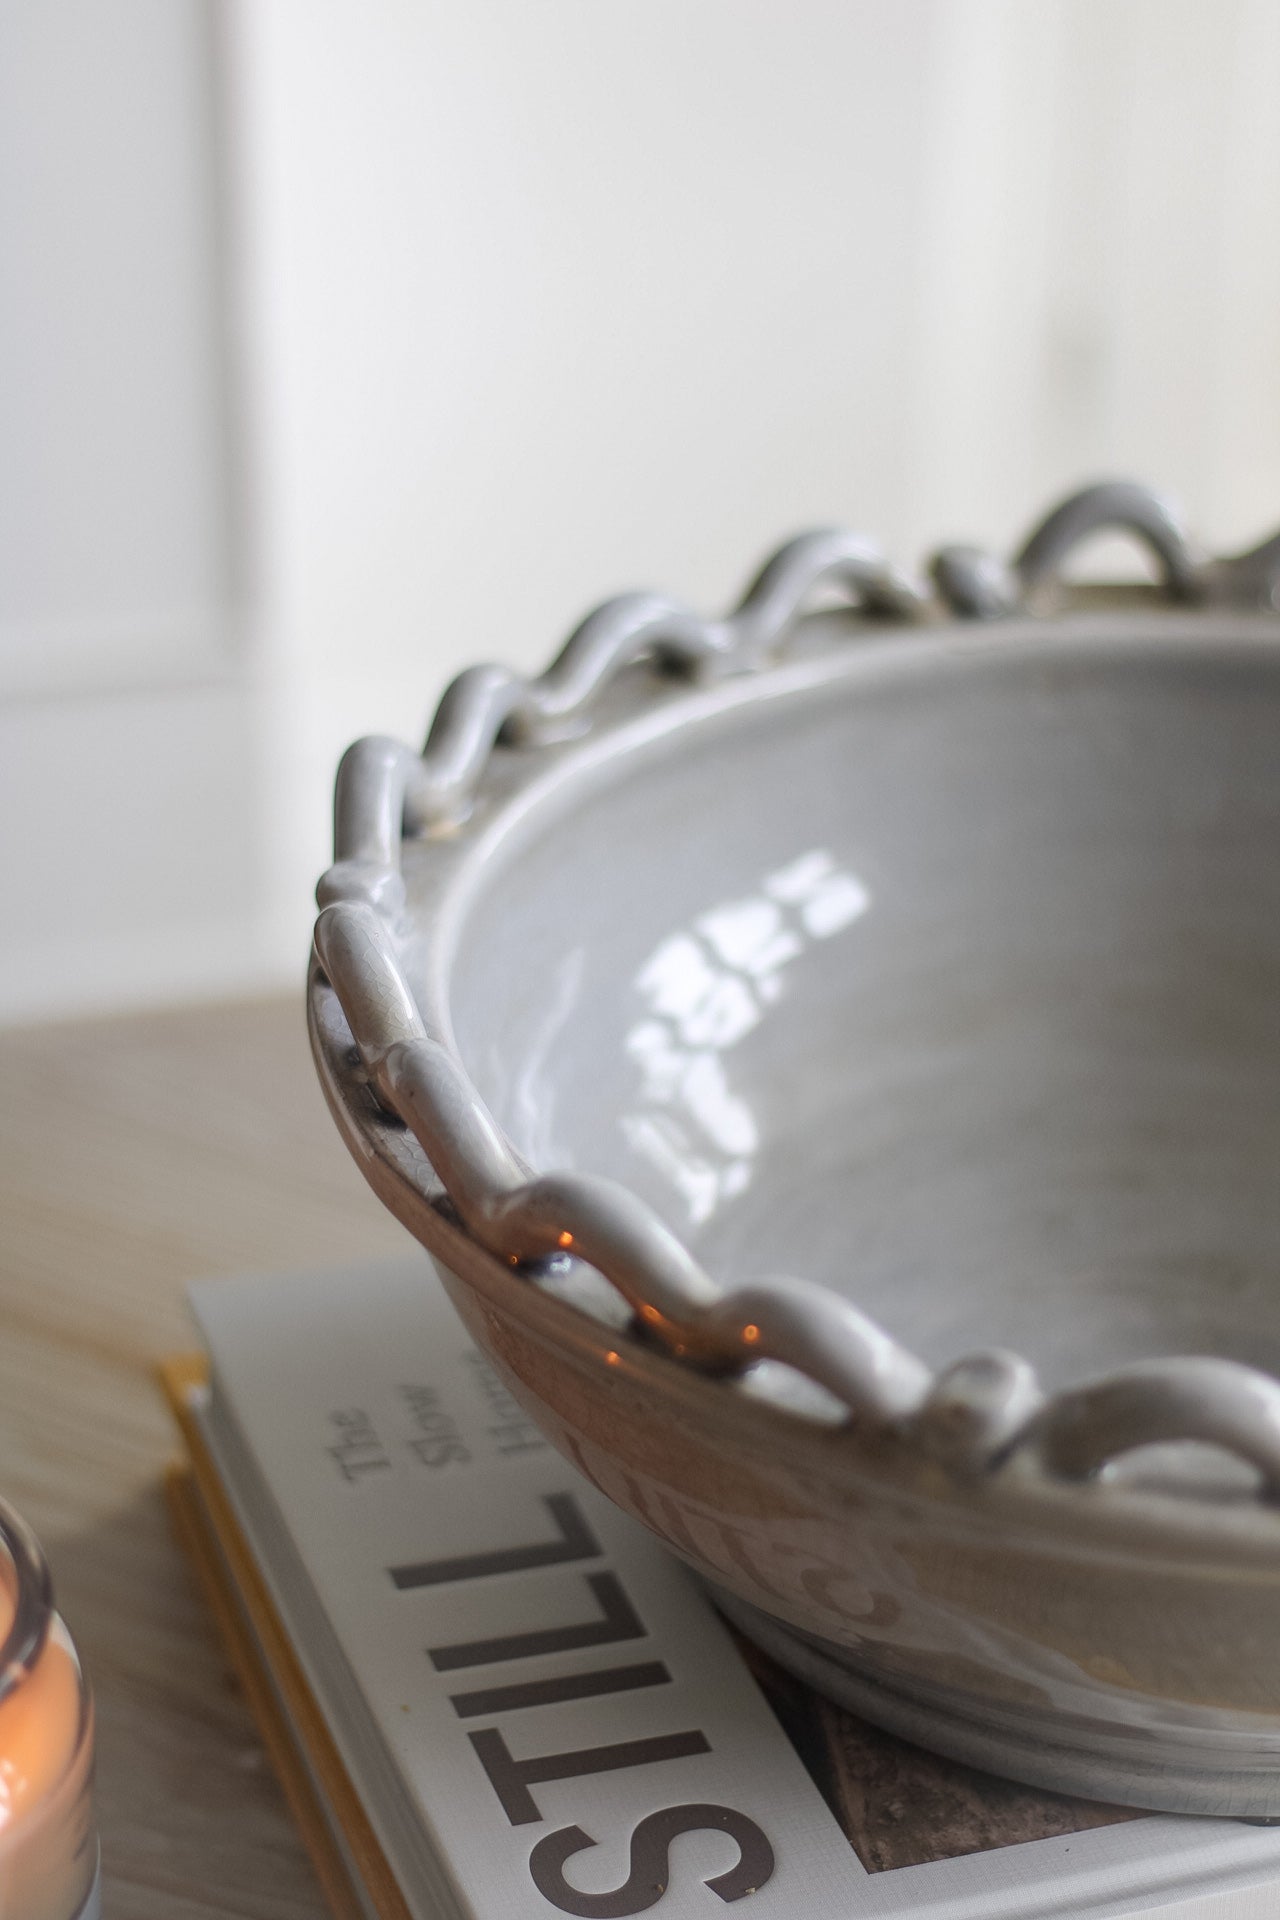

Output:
xmin=309 ymin=483 xmax=1280 ymax=1815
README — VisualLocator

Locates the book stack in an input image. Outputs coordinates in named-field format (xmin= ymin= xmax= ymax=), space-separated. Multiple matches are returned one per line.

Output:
xmin=163 ymin=1262 xmax=1280 ymax=1919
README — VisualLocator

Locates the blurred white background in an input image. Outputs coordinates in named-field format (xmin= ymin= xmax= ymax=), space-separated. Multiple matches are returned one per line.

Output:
xmin=2 ymin=0 xmax=1278 ymax=1023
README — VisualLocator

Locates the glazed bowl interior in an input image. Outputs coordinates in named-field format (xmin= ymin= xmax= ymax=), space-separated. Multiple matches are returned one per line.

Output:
xmin=441 ymin=625 xmax=1280 ymax=1392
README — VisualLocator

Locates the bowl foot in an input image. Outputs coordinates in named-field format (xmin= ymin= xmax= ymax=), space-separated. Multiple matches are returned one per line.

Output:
xmin=709 ymin=1587 xmax=1280 ymax=1820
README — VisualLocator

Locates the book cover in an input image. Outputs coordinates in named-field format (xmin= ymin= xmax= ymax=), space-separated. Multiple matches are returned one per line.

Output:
xmin=166 ymin=1262 xmax=1280 ymax=1920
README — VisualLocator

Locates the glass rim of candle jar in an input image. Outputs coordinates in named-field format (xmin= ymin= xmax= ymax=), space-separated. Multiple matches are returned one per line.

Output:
xmin=0 ymin=1495 xmax=56 ymax=1706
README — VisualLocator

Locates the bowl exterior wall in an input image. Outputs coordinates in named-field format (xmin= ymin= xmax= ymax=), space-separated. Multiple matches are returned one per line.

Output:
xmin=429 ymin=1251 xmax=1280 ymax=1815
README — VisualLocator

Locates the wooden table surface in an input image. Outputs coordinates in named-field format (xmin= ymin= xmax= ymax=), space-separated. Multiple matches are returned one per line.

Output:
xmin=0 ymin=996 xmax=410 ymax=1919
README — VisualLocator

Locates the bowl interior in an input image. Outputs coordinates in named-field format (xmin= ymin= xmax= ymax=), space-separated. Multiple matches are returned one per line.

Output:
xmin=440 ymin=625 xmax=1280 ymax=1389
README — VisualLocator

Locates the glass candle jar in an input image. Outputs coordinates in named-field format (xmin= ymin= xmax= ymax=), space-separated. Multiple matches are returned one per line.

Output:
xmin=0 ymin=1501 xmax=97 ymax=1920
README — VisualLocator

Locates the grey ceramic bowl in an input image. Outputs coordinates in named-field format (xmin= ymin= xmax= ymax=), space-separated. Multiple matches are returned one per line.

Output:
xmin=309 ymin=483 xmax=1280 ymax=1816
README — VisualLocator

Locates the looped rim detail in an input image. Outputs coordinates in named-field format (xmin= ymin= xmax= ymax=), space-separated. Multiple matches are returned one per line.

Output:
xmin=313 ymin=481 xmax=1280 ymax=1496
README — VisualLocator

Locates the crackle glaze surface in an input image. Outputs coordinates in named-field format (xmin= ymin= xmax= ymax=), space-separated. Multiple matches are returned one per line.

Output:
xmin=444 ymin=632 xmax=1280 ymax=1394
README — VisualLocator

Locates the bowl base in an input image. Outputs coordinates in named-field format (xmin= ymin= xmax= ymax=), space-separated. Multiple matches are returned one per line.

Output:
xmin=709 ymin=1587 xmax=1280 ymax=1821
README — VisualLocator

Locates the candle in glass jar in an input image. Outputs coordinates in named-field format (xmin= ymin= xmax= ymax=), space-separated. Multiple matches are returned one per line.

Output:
xmin=0 ymin=1502 xmax=97 ymax=1920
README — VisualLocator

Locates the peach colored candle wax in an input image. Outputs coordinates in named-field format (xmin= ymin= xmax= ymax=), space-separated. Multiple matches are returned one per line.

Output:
xmin=0 ymin=1507 xmax=96 ymax=1920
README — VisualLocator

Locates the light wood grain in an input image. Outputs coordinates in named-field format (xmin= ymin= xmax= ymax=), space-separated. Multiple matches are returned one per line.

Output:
xmin=0 ymin=996 xmax=409 ymax=1919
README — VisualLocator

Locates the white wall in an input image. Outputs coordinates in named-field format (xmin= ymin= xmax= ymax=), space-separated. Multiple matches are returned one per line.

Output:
xmin=0 ymin=1 xmax=270 ymax=1018
xmin=3 ymin=0 xmax=1279 ymax=1021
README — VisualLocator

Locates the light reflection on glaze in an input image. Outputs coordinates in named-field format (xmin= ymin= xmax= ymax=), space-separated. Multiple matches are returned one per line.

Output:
xmin=621 ymin=850 xmax=870 ymax=1223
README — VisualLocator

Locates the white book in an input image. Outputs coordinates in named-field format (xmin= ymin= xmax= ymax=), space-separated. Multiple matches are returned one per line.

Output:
xmin=181 ymin=1261 xmax=1280 ymax=1920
